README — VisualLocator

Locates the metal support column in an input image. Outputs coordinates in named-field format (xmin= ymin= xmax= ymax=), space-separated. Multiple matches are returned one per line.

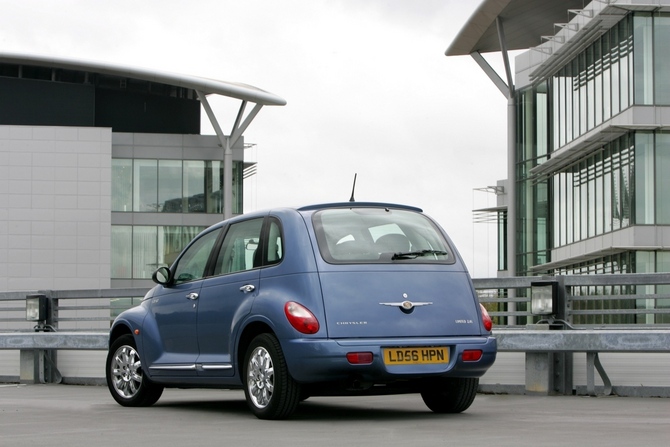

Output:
xmin=198 ymin=91 xmax=264 ymax=219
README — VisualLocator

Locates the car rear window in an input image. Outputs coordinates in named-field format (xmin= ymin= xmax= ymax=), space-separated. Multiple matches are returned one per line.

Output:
xmin=312 ymin=207 xmax=455 ymax=264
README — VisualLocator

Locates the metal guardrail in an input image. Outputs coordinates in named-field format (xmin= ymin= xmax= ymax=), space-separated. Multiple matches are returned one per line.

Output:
xmin=1 ymin=274 xmax=669 ymax=393
xmin=473 ymin=273 xmax=670 ymax=328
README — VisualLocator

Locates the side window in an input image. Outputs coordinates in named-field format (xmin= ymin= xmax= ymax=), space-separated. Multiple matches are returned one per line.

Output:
xmin=173 ymin=228 xmax=221 ymax=284
xmin=265 ymin=219 xmax=283 ymax=265
xmin=212 ymin=218 xmax=264 ymax=275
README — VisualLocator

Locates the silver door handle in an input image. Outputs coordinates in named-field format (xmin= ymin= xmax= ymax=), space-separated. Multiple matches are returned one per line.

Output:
xmin=239 ymin=284 xmax=255 ymax=293
xmin=186 ymin=293 xmax=199 ymax=300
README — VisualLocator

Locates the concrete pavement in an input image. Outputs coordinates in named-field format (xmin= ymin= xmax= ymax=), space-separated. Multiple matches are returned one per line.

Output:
xmin=1 ymin=384 xmax=668 ymax=447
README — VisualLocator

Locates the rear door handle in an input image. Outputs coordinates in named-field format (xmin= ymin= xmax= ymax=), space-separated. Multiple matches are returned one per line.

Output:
xmin=186 ymin=293 xmax=199 ymax=300
xmin=239 ymin=284 xmax=255 ymax=293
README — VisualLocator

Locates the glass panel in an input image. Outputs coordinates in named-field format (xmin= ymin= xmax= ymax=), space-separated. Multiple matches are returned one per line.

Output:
xmin=654 ymin=13 xmax=670 ymax=104
xmin=160 ymin=226 xmax=203 ymax=268
xmin=206 ymin=161 xmax=224 ymax=214
xmin=232 ymin=161 xmax=243 ymax=215
xmin=173 ymin=227 xmax=221 ymax=284
xmin=184 ymin=160 xmax=206 ymax=213
xmin=112 ymin=159 xmax=132 ymax=212
xmin=587 ymin=46 xmax=595 ymax=130
xmin=604 ymin=152 xmax=613 ymax=233
xmin=312 ymin=208 xmax=453 ymax=264
xmin=133 ymin=160 xmax=158 ymax=212
xmin=620 ymin=18 xmax=631 ymax=110
xmin=595 ymin=153 xmax=604 ymax=235
xmin=594 ymin=39 xmax=603 ymax=126
xmin=566 ymin=171 xmax=574 ymax=244
xmin=132 ymin=226 xmax=158 ymax=279
xmin=635 ymin=132 xmax=655 ymax=224
xmin=611 ymin=25 xmax=621 ymax=115
xmin=603 ymin=34 xmax=612 ymax=121
xmin=634 ymin=13 xmax=654 ymax=105
xmin=158 ymin=160 xmax=183 ymax=212
xmin=212 ymin=218 xmax=264 ymax=274
xmin=111 ymin=226 xmax=132 ymax=278
xmin=266 ymin=219 xmax=284 ymax=265
xmin=579 ymin=52 xmax=587 ymax=135
xmin=656 ymin=133 xmax=670 ymax=223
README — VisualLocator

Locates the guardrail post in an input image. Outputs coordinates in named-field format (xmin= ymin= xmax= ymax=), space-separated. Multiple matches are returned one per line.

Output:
xmin=524 ymin=276 xmax=573 ymax=395
xmin=20 ymin=292 xmax=61 ymax=384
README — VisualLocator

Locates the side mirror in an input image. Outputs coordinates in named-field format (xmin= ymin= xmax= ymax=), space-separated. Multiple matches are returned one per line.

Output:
xmin=152 ymin=266 xmax=173 ymax=285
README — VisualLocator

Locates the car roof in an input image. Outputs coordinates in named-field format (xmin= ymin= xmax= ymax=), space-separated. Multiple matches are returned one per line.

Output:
xmin=296 ymin=202 xmax=423 ymax=213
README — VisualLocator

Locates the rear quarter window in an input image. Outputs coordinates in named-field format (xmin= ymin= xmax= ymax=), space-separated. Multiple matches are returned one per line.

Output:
xmin=312 ymin=207 xmax=455 ymax=264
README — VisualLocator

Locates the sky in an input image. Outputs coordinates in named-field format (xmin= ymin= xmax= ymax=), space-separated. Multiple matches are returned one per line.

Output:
xmin=0 ymin=0 xmax=513 ymax=277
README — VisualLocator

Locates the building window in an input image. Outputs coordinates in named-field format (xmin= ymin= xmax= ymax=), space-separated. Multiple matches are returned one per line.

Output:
xmin=111 ymin=225 xmax=205 ymax=279
xmin=551 ymin=134 xmax=635 ymax=249
xmin=551 ymin=14 xmax=634 ymax=149
xmin=111 ymin=158 xmax=241 ymax=214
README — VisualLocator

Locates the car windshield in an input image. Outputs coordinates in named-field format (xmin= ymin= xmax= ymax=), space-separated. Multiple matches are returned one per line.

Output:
xmin=312 ymin=207 xmax=454 ymax=264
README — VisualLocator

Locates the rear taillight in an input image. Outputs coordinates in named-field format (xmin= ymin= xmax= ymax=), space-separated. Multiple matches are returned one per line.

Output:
xmin=462 ymin=350 xmax=483 ymax=362
xmin=480 ymin=304 xmax=493 ymax=332
xmin=346 ymin=352 xmax=374 ymax=364
xmin=284 ymin=301 xmax=320 ymax=334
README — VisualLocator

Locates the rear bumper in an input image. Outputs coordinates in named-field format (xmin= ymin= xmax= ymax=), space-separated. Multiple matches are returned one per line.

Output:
xmin=282 ymin=335 xmax=497 ymax=383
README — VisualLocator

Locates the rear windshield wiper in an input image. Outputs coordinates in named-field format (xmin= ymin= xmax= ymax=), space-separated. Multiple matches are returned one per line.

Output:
xmin=391 ymin=250 xmax=449 ymax=260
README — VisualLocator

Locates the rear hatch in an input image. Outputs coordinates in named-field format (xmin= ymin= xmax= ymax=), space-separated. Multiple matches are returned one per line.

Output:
xmin=319 ymin=268 xmax=482 ymax=339
xmin=304 ymin=204 xmax=483 ymax=339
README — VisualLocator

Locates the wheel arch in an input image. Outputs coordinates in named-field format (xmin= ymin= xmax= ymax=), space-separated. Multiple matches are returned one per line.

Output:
xmin=109 ymin=323 xmax=133 ymax=347
xmin=236 ymin=321 xmax=275 ymax=376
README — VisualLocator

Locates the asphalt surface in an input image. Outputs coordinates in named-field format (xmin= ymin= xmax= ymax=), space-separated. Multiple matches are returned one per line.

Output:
xmin=1 ymin=384 xmax=668 ymax=447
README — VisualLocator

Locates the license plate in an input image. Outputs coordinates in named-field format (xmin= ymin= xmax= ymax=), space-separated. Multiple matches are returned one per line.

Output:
xmin=382 ymin=347 xmax=449 ymax=365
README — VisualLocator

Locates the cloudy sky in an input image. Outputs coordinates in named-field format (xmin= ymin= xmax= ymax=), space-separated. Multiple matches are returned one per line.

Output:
xmin=0 ymin=0 xmax=512 ymax=277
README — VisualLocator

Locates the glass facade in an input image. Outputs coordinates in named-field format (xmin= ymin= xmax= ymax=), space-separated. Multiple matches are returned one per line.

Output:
xmin=515 ymin=11 xmax=670 ymax=274
xmin=552 ymin=15 xmax=633 ymax=149
xmin=112 ymin=158 xmax=243 ymax=215
xmin=516 ymin=83 xmax=549 ymax=275
xmin=510 ymin=11 xmax=670 ymax=324
xmin=111 ymin=225 xmax=205 ymax=279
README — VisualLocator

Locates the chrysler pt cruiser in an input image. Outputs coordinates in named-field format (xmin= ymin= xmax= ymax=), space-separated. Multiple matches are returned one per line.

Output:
xmin=106 ymin=202 xmax=496 ymax=419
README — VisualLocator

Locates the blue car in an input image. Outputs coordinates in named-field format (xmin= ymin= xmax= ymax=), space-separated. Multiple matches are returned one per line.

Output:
xmin=106 ymin=202 xmax=496 ymax=419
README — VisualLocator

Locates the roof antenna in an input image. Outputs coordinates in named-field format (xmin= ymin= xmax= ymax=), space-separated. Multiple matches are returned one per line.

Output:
xmin=349 ymin=173 xmax=357 ymax=202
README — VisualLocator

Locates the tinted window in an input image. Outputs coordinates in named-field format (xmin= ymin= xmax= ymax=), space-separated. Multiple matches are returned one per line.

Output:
xmin=173 ymin=228 xmax=221 ymax=284
xmin=312 ymin=208 xmax=454 ymax=264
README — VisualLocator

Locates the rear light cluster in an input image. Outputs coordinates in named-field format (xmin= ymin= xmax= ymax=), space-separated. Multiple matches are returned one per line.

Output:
xmin=480 ymin=304 xmax=493 ymax=332
xmin=284 ymin=301 xmax=320 ymax=334
xmin=462 ymin=350 xmax=483 ymax=362
xmin=346 ymin=352 xmax=374 ymax=364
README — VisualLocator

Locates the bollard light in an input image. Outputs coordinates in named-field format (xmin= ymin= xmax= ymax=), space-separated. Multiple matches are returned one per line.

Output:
xmin=530 ymin=281 xmax=557 ymax=316
xmin=26 ymin=294 xmax=48 ymax=322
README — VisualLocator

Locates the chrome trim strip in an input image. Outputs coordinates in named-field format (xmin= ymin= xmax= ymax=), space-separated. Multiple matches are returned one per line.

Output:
xmin=149 ymin=364 xmax=197 ymax=371
xmin=200 ymin=364 xmax=233 ymax=370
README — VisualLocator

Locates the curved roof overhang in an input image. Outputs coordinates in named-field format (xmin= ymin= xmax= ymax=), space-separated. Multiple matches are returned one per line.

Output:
xmin=0 ymin=51 xmax=286 ymax=106
xmin=446 ymin=0 xmax=586 ymax=56
xmin=0 ymin=51 xmax=285 ymax=220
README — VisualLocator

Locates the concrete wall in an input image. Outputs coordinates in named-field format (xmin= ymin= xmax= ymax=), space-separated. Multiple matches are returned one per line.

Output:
xmin=0 ymin=125 xmax=112 ymax=292
xmin=0 ymin=125 xmax=112 ymax=378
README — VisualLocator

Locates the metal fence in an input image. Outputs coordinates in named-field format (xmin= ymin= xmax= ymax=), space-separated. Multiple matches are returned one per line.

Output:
xmin=474 ymin=273 xmax=670 ymax=328
xmin=1 ymin=273 xmax=670 ymax=332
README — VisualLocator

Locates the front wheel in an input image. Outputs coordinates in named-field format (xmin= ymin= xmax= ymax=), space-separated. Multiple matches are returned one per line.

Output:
xmin=106 ymin=334 xmax=164 ymax=407
xmin=243 ymin=333 xmax=301 ymax=420
xmin=421 ymin=377 xmax=479 ymax=413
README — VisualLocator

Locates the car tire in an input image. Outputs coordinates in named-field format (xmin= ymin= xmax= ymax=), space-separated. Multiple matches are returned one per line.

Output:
xmin=420 ymin=377 xmax=479 ymax=413
xmin=106 ymin=334 xmax=164 ymax=407
xmin=243 ymin=333 xmax=301 ymax=420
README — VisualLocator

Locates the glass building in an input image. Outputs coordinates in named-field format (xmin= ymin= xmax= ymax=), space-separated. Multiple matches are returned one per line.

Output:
xmin=0 ymin=53 xmax=284 ymax=292
xmin=447 ymin=0 xmax=670 ymax=324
